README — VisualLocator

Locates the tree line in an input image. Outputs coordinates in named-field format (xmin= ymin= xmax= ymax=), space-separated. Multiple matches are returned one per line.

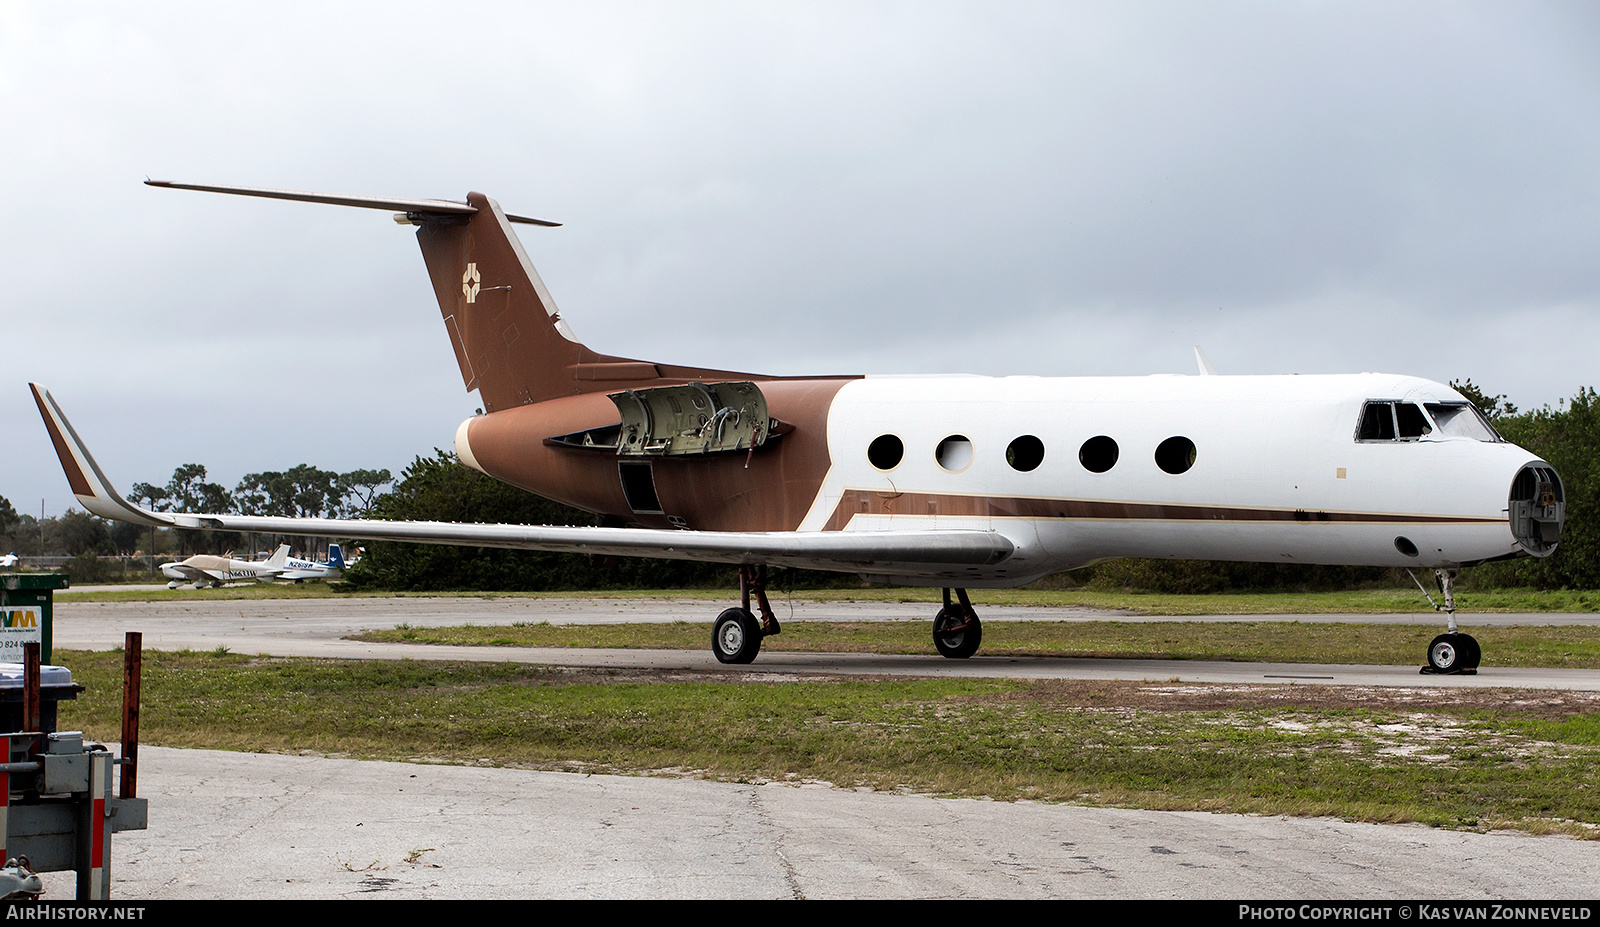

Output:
xmin=0 ymin=464 xmax=393 ymax=570
xmin=126 ymin=464 xmax=393 ymax=522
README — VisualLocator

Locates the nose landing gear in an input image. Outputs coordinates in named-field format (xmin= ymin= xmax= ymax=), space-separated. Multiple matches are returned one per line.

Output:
xmin=1412 ymin=568 xmax=1480 ymax=675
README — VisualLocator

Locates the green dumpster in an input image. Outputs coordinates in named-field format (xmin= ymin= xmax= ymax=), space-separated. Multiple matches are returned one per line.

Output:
xmin=0 ymin=573 xmax=67 ymax=664
xmin=0 ymin=574 xmax=79 ymax=733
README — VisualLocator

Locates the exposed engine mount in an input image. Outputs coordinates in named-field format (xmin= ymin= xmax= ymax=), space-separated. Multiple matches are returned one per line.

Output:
xmin=1509 ymin=464 xmax=1564 ymax=556
xmin=546 ymin=381 xmax=782 ymax=457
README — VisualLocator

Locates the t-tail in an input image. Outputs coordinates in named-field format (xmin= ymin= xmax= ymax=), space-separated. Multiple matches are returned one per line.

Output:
xmin=144 ymin=180 xmax=754 ymax=410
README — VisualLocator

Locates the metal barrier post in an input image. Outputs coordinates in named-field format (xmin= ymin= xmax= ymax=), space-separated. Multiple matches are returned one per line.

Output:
xmin=120 ymin=633 xmax=141 ymax=799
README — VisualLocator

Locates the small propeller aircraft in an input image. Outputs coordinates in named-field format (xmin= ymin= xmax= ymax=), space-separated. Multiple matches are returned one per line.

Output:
xmin=32 ymin=181 xmax=1566 ymax=672
xmin=160 ymin=544 xmax=292 ymax=588
xmin=158 ymin=543 xmax=346 ymax=588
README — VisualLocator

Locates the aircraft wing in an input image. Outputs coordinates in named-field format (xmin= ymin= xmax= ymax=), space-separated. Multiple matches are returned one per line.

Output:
xmin=32 ymin=385 xmax=1015 ymax=575
xmin=159 ymin=562 xmax=207 ymax=582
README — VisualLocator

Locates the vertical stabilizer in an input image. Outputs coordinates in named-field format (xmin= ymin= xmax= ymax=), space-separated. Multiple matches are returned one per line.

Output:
xmin=414 ymin=193 xmax=594 ymax=410
xmin=412 ymin=193 xmax=755 ymax=409
xmin=264 ymin=544 xmax=291 ymax=569
xmin=144 ymin=181 xmax=759 ymax=410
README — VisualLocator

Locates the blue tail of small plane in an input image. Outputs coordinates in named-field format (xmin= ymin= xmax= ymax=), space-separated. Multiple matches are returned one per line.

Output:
xmin=328 ymin=544 xmax=345 ymax=569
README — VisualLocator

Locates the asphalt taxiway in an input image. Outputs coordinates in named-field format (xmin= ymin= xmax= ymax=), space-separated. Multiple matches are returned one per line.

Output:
xmin=51 ymin=596 xmax=1600 ymax=690
xmin=37 ymin=595 xmax=1600 ymax=899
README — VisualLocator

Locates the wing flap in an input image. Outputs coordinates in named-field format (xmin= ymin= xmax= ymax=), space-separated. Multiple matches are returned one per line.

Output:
xmin=169 ymin=512 xmax=1012 ymax=573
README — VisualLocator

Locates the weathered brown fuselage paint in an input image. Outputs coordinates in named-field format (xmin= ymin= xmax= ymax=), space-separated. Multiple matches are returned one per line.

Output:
xmin=820 ymin=489 xmax=1505 ymax=531
xmin=463 ymin=378 xmax=852 ymax=531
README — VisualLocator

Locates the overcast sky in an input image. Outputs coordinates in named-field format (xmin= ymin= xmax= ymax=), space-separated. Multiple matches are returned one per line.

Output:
xmin=3 ymin=1 xmax=1598 ymax=518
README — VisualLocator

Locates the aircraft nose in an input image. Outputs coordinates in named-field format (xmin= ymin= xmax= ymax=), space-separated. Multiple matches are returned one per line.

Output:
xmin=1509 ymin=463 xmax=1564 ymax=557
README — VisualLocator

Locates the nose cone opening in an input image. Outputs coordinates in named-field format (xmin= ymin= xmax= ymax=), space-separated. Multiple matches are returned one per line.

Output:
xmin=1509 ymin=464 xmax=1564 ymax=557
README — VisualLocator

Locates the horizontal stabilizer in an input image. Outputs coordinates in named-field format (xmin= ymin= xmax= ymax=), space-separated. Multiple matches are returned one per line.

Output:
xmin=144 ymin=180 xmax=562 ymax=226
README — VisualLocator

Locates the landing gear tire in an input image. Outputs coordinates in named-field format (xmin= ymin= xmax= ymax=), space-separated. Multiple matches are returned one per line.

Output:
xmin=713 ymin=607 xmax=763 ymax=665
xmin=1426 ymin=633 xmax=1479 ymax=675
xmin=933 ymin=606 xmax=982 ymax=659
xmin=1414 ymin=569 xmax=1481 ymax=675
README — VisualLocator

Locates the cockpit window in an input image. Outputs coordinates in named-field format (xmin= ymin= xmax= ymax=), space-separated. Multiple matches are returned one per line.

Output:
xmin=1358 ymin=400 xmax=1504 ymax=444
xmin=1396 ymin=403 xmax=1431 ymax=439
xmin=1358 ymin=402 xmax=1397 ymax=441
xmin=1425 ymin=403 xmax=1502 ymax=442
xmin=1358 ymin=401 xmax=1432 ymax=442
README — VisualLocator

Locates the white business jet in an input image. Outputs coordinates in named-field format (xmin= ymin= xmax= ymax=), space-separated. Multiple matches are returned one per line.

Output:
xmin=31 ymin=181 xmax=1566 ymax=673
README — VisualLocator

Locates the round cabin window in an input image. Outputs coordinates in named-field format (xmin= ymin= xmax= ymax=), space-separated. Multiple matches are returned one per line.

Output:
xmin=1155 ymin=436 xmax=1197 ymax=474
xmin=1006 ymin=435 xmax=1045 ymax=472
xmin=867 ymin=434 xmax=904 ymax=470
xmin=1079 ymin=435 xmax=1119 ymax=473
xmin=935 ymin=435 xmax=974 ymax=472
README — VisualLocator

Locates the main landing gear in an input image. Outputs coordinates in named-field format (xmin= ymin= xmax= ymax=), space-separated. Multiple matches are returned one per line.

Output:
xmin=933 ymin=588 xmax=983 ymax=659
xmin=712 ymin=565 xmax=783 ymax=664
xmin=709 ymin=572 xmax=987 ymax=664
xmin=1412 ymin=568 xmax=1480 ymax=675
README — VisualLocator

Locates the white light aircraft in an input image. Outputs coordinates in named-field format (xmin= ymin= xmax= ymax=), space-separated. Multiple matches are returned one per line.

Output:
xmin=32 ymin=181 xmax=1567 ymax=673
xmin=159 ymin=543 xmax=345 ymax=588
xmin=279 ymin=544 xmax=346 ymax=583
xmin=0 ymin=554 xmax=17 ymax=569
xmin=160 ymin=544 xmax=290 ymax=588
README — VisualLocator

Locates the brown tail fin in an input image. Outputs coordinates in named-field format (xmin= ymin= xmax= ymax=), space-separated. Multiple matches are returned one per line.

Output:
xmin=412 ymin=192 xmax=767 ymax=409
xmin=146 ymin=180 xmax=756 ymax=408
xmin=414 ymin=193 xmax=608 ymax=410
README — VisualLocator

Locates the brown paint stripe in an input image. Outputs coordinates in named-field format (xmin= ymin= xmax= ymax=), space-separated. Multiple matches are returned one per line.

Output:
xmin=30 ymin=385 xmax=93 ymax=497
xmin=821 ymin=489 xmax=1502 ymax=532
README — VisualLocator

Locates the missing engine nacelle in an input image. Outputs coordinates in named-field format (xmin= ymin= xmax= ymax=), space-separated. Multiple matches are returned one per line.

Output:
xmin=1509 ymin=463 xmax=1564 ymax=557
xmin=545 ymin=381 xmax=785 ymax=457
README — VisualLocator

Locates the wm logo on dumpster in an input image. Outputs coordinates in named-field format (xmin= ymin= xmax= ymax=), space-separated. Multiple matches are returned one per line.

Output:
xmin=0 ymin=608 xmax=38 ymax=629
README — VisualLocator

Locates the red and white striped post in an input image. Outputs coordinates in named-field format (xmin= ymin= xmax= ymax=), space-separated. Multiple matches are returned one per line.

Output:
xmin=78 ymin=750 xmax=112 ymax=900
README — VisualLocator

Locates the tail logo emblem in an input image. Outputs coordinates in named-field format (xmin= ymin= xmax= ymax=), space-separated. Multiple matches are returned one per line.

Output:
xmin=462 ymin=263 xmax=481 ymax=303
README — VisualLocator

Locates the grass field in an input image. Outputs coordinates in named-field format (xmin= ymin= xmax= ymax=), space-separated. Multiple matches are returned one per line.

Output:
xmin=54 ymin=648 xmax=1600 ymax=839
xmin=59 ymin=582 xmax=1600 ymax=613
xmin=50 ymin=584 xmax=1600 ymax=838
xmin=353 ymin=619 xmax=1600 ymax=669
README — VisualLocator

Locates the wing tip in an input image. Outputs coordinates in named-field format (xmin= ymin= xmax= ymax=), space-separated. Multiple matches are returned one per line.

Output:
xmin=29 ymin=385 xmax=170 ymax=528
